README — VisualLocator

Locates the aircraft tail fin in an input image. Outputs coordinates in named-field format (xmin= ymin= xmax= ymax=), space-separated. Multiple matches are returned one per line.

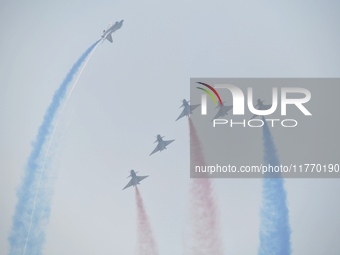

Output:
xmin=106 ymin=34 xmax=113 ymax=43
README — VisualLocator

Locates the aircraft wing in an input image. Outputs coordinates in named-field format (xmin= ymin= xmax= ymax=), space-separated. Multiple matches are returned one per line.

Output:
xmin=213 ymin=109 xmax=225 ymax=120
xmin=213 ymin=105 xmax=232 ymax=120
xmin=164 ymin=139 xmax=175 ymax=146
xmin=190 ymin=104 xmax=200 ymax=111
xmin=250 ymin=104 xmax=272 ymax=120
xmin=176 ymin=109 xmax=186 ymax=121
xmin=106 ymin=34 xmax=113 ymax=43
xmin=226 ymin=105 xmax=233 ymax=111
xmin=137 ymin=176 xmax=148 ymax=182
xmin=262 ymin=104 xmax=272 ymax=110
xmin=149 ymin=143 xmax=161 ymax=156
xmin=122 ymin=179 xmax=134 ymax=190
xmin=250 ymin=114 xmax=258 ymax=120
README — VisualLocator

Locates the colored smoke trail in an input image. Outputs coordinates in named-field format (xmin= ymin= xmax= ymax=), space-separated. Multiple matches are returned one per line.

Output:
xmin=188 ymin=118 xmax=224 ymax=255
xmin=258 ymin=117 xmax=291 ymax=255
xmin=8 ymin=40 xmax=100 ymax=255
xmin=135 ymin=188 xmax=159 ymax=255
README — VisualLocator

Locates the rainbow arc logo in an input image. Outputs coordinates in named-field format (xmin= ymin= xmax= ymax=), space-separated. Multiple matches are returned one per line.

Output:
xmin=196 ymin=82 xmax=223 ymax=106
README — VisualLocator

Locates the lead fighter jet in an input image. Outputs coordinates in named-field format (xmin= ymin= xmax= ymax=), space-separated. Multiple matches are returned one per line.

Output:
xmin=149 ymin=135 xmax=175 ymax=156
xmin=213 ymin=102 xmax=233 ymax=120
xmin=101 ymin=20 xmax=124 ymax=43
xmin=250 ymin=99 xmax=272 ymax=119
xmin=122 ymin=170 xmax=148 ymax=190
xmin=176 ymin=99 xmax=200 ymax=121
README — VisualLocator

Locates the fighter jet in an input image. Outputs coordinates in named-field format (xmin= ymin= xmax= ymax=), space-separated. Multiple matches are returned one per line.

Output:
xmin=122 ymin=170 xmax=148 ymax=190
xmin=212 ymin=102 xmax=233 ymax=120
xmin=176 ymin=99 xmax=200 ymax=121
xmin=250 ymin=99 xmax=272 ymax=119
xmin=149 ymin=135 xmax=175 ymax=156
xmin=101 ymin=20 xmax=124 ymax=43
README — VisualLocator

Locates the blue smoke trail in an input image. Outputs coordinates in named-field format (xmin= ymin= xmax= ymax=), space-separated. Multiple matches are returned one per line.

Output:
xmin=258 ymin=117 xmax=291 ymax=255
xmin=8 ymin=40 xmax=100 ymax=255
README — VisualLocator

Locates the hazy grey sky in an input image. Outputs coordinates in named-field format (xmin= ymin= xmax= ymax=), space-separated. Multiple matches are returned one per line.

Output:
xmin=1 ymin=1 xmax=340 ymax=254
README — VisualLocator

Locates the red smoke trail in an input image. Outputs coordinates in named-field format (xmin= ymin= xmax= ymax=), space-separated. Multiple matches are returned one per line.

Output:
xmin=188 ymin=118 xmax=224 ymax=255
xmin=135 ymin=187 xmax=159 ymax=255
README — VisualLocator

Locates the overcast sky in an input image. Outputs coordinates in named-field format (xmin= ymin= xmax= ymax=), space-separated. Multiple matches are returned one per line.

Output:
xmin=1 ymin=1 xmax=340 ymax=254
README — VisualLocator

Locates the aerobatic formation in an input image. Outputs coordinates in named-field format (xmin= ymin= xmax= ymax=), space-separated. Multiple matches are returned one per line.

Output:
xmin=8 ymin=18 xmax=292 ymax=255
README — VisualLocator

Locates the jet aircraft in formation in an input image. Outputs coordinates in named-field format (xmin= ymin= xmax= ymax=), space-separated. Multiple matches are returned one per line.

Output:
xmin=176 ymin=99 xmax=200 ymax=121
xmin=149 ymin=135 xmax=175 ymax=156
xmin=101 ymin=20 xmax=124 ymax=43
xmin=212 ymin=102 xmax=233 ymax=120
xmin=250 ymin=99 xmax=272 ymax=119
xmin=122 ymin=170 xmax=148 ymax=190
